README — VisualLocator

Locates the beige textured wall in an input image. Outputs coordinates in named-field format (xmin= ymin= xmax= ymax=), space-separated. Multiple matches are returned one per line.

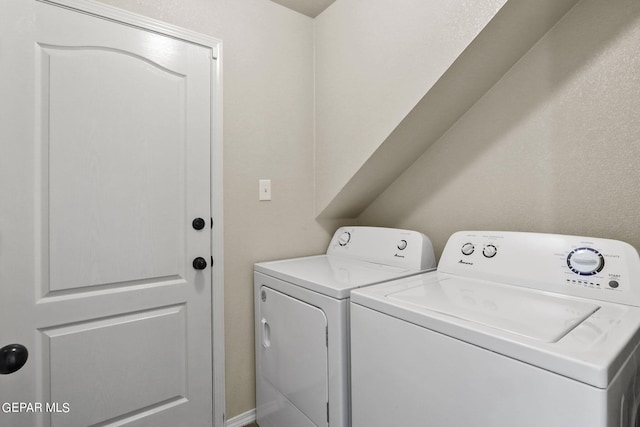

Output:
xmin=95 ymin=0 xmax=339 ymax=419
xmin=314 ymin=0 xmax=507 ymax=214
xmin=359 ymin=0 xmax=640 ymax=258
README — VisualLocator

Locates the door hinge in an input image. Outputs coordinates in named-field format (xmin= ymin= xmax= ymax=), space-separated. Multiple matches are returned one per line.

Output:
xmin=211 ymin=256 xmax=214 ymax=265
xmin=210 ymin=217 xmax=213 ymax=229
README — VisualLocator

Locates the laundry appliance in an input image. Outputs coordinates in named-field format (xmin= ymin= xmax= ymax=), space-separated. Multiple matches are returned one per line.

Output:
xmin=350 ymin=231 xmax=640 ymax=427
xmin=254 ymin=226 xmax=436 ymax=427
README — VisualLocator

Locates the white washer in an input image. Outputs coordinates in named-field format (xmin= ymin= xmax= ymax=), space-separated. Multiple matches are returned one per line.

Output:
xmin=350 ymin=231 xmax=640 ymax=427
xmin=254 ymin=226 xmax=436 ymax=427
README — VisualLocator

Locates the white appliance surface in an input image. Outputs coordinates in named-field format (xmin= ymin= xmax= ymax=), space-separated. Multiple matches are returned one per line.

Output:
xmin=255 ymin=255 xmax=418 ymax=299
xmin=255 ymin=226 xmax=436 ymax=427
xmin=255 ymin=225 xmax=435 ymax=299
xmin=350 ymin=231 xmax=640 ymax=427
xmin=387 ymin=275 xmax=601 ymax=342
xmin=259 ymin=286 xmax=328 ymax=427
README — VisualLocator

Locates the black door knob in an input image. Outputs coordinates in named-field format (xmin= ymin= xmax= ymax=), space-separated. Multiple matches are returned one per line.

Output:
xmin=193 ymin=257 xmax=207 ymax=270
xmin=192 ymin=218 xmax=206 ymax=230
xmin=0 ymin=344 xmax=28 ymax=375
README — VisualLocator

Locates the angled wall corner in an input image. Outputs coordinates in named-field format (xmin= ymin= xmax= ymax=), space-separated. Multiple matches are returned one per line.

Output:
xmin=314 ymin=0 xmax=580 ymax=220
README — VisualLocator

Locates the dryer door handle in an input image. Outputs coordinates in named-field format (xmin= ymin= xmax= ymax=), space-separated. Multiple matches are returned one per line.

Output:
xmin=261 ymin=318 xmax=271 ymax=348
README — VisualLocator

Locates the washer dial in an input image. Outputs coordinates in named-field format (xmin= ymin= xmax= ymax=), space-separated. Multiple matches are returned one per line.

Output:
xmin=461 ymin=243 xmax=475 ymax=256
xmin=483 ymin=244 xmax=497 ymax=258
xmin=567 ymin=247 xmax=605 ymax=276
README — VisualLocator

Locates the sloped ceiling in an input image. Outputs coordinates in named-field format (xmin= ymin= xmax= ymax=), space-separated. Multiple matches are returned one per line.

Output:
xmin=269 ymin=0 xmax=335 ymax=17
xmin=314 ymin=0 xmax=581 ymax=219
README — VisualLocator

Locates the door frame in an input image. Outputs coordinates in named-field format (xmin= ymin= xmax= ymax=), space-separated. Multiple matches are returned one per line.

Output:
xmin=36 ymin=0 xmax=225 ymax=425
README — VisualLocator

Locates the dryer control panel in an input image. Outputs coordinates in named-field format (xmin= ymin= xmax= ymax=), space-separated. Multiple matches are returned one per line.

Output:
xmin=439 ymin=231 xmax=640 ymax=307
xmin=327 ymin=227 xmax=436 ymax=271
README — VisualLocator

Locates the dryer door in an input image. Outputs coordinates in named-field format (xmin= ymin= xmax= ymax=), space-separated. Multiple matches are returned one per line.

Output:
xmin=260 ymin=286 xmax=329 ymax=427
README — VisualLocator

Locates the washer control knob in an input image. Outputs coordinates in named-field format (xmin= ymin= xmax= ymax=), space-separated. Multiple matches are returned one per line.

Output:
xmin=483 ymin=244 xmax=497 ymax=258
xmin=567 ymin=248 xmax=605 ymax=276
xmin=338 ymin=231 xmax=351 ymax=247
xmin=397 ymin=240 xmax=408 ymax=251
xmin=461 ymin=243 xmax=475 ymax=256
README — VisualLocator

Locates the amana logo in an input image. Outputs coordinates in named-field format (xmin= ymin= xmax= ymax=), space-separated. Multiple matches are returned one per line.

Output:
xmin=458 ymin=259 xmax=473 ymax=265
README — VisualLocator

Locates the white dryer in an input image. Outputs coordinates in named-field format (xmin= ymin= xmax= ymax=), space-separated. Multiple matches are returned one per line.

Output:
xmin=350 ymin=231 xmax=640 ymax=427
xmin=254 ymin=226 xmax=436 ymax=427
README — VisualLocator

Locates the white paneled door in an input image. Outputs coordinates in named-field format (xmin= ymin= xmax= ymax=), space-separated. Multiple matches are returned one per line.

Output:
xmin=0 ymin=1 xmax=221 ymax=426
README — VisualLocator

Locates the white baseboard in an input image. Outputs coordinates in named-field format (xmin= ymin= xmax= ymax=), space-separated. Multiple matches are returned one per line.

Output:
xmin=226 ymin=408 xmax=256 ymax=427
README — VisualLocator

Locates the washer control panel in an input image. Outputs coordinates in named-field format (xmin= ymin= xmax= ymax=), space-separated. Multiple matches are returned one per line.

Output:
xmin=327 ymin=226 xmax=436 ymax=271
xmin=441 ymin=231 xmax=640 ymax=306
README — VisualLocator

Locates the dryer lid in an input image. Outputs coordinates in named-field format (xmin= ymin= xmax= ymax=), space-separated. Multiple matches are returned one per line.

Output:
xmin=386 ymin=276 xmax=600 ymax=343
xmin=255 ymin=255 xmax=426 ymax=299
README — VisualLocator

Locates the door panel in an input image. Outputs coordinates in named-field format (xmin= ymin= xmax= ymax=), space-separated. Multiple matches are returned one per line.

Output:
xmin=0 ymin=2 xmax=214 ymax=426
xmin=45 ymin=306 xmax=187 ymax=427
xmin=44 ymin=44 xmax=187 ymax=291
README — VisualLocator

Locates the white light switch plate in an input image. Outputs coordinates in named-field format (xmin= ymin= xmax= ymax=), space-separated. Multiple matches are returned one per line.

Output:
xmin=259 ymin=179 xmax=271 ymax=201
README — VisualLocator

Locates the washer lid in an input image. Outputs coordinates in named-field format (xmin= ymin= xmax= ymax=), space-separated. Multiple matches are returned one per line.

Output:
xmin=255 ymin=255 xmax=425 ymax=299
xmin=351 ymin=272 xmax=640 ymax=388
xmin=387 ymin=277 xmax=600 ymax=343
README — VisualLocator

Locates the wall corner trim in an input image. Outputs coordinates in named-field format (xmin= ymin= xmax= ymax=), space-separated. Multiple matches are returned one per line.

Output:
xmin=225 ymin=408 xmax=256 ymax=427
